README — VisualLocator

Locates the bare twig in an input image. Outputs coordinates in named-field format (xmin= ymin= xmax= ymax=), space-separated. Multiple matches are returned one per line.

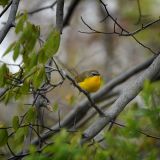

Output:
xmin=7 ymin=142 xmax=16 ymax=157
xmin=111 ymin=121 xmax=160 ymax=140
xmin=65 ymin=74 xmax=105 ymax=116
xmin=80 ymin=0 xmax=160 ymax=54
xmin=28 ymin=1 xmax=57 ymax=15
xmin=136 ymin=0 xmax=142 ymax=24
xmin=80 ymin=16 xmax=158 ymax=54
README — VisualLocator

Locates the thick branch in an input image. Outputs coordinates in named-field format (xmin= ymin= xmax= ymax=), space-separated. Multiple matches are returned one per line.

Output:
xmin=0 ymin=0 xmax=20 ymax=44
xmin=31 ymin=55 xmax=155 ymax=145
xmin=56 ymin=0 xmax=64 ymax=33
xmin=81 ymin=53 xmax=160 ymax=144
xmin=93 ymin=55 xmax=156 ymax=99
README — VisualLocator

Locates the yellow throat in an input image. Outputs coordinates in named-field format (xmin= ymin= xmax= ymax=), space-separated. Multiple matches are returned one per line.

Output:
xmin=75 ymin=70 xmax=101 ymax=93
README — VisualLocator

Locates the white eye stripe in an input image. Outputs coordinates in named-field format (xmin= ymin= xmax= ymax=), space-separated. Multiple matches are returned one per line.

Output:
xmin=90 ymin=71 xmax=99 ymax=76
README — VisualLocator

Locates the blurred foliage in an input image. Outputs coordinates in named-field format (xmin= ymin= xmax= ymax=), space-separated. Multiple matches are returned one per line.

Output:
xmin=0 ymin=0 xmax=9 ymax=7
xmin=0 ymin=81 xmax=158 ymax=159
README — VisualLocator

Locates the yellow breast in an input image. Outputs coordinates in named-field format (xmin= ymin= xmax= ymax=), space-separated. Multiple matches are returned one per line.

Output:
xmin=78 ymin=76 xmax=101 ymax=93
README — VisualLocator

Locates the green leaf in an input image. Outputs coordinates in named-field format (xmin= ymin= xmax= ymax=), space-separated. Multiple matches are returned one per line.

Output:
xmin=141 ymin=80 xmax=154 ymax=106
xmin=28 ymin=52 xmax=38 ymax=68
xmin=15 ymin=13 xmax=28 ymax=34
xmin=4 ymin=90 xmax=12 ymax=105
xmin=23 ymin=52 xmax=29 ymax=66
xmin=12 ymin=116 xmax=19 ymax=131
xmin=38 ymin=49 xmax=47 ymax=64
xmin=0 ymin=123 xmax=8 ymax=147
xmin=43 ymin=29 xmax=60 ymax=58
xmin=25 ymin=107 xmax=36 ymax=124
xmin=20 ymin=79 xmax=30 ymax=95
xmin=32 ymin=65 xmax=45 ymax=88
xmin=13 ymin=87 xmax=22 ymax=100
xmin=29 ymin=145 xmax=37 ymax=154
xmin=14 ymin=127 xmax=28 ymax=144
xmin=3 ymin=42 xmax=16 ymax=57
xmin=0 ymin=64 xmax=9 ymax=87
xmin=0 ymin=0 xmax=9 ymax=7
xmin=52 ymin=102 xmax=59 ymax=111
xmin=143 ymin=80 xmax=153 ymax=94
xmin=0 ymin=67 xmax=5 ymax=87
xmin=23 ymin=66 xmax=37 ymax=80
xmin=20 ymin=23 xmax=40 ymax=53
xmin=13 ymin=42 xmax=20 ymax=61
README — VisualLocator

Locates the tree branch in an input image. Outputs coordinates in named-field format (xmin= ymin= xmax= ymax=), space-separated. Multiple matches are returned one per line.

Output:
xmin=31 ymin=55 xmax=156 ymax=145
xmin=28 ymin=1 xmax=57 ymax=15
xmin=65 ymin=74 xmax=105 ymax=116
xmin=79 ymin=0 xmax=160 ymax=54
xmin=80 ymin=53 xmax=160 ymax=144
xmin=56 ymin=0 xmax=64 ymax=33
xmin=0 ymin=0 xmax=20 ymax=44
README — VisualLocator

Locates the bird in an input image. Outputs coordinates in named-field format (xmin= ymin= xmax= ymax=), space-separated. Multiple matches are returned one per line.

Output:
xmin=75 ymin=70 xmax=101 ymax=93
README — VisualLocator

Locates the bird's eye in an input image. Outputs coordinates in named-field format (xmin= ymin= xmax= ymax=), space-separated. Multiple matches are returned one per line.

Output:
xmin=91 ymin=73 xmax=96 ymax=76
xmin=91 ymin=71 xmax=99 ymax=76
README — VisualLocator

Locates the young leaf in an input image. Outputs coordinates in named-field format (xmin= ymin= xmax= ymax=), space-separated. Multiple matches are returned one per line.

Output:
xmin=25 ymin=107 xmax=36 ymax=124
xmin=0 ymin=123 xmax=8 ymax=146
xmin=13 ymin=42 xmax=20 ymax=61
xmin=0 ymin=0 xmax=9 ymax=7
xmin=15 ymin=13 xmax=28 ymax=34
xmin=28 ymin=52 xmax=38 ymax=68
xmin=4 ymin=90 xmax=12 ymax=105
xmin=14 ymin=127 xmax=28 ymax=144
xmin=20 ymin=22 xmax=40 ymax=53
xmin=0 ymin=64 xmax=9 ymax=87
xmin=12 ymin=116 xmax=19 ymax=131
xmin=43 ymin=29 xmax=60 ymax=57
xmin=0 ymin=66 xmax=5 ymax=87
xmin=32 ymin=65 xmax=45 ymax=88
xmin=20 ymin=79 xmax=30 ymax=95
xmin=38 ymin=49 xmax=48 ymax=64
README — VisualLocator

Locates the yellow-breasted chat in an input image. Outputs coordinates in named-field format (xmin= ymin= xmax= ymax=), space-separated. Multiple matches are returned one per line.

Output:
xmin=75 ymin=70 xmax=101 ymax=93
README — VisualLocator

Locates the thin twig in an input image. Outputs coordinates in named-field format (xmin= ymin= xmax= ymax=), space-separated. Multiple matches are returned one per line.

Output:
xmin=28 ymin=1 xmax=57 ymax=15
xmin=7 ymin=142 xmax=16 ymax=156
xmin=136 ymin=0 xmax=142 ymax=24
xmin=80 ymin=0 xmax=160 ymax=55
xmin=65 ymin=74 xmax=105 ymax=116
xmin=111 ymin=120 xmax=160 ymax=140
